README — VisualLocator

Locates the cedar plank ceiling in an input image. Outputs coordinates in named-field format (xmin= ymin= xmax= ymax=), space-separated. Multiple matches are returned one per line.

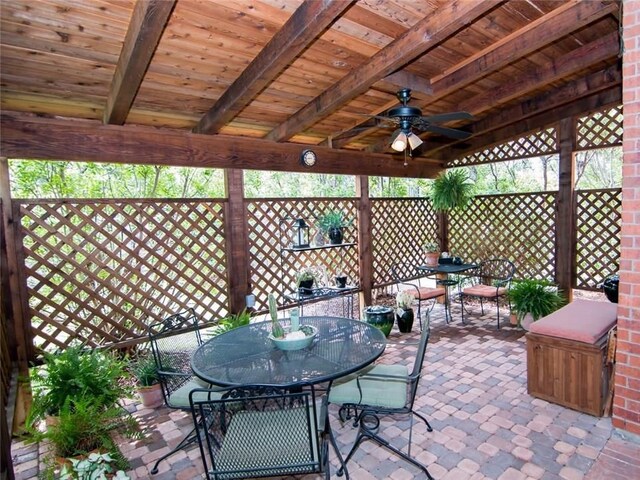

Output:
xmin=0 ymin=0 xmax=622 ymax=176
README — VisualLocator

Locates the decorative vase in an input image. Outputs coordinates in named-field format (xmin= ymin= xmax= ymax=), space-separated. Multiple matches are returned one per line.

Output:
xmin=298 ymin=279 xmax=314 ymax=294
xmin=363 ymin=305 xmax=394 ymax=337
xmin=138 ymin=383 xmax=164 ymax=408
xmin=328 ymin=227 xmax=343 ymax=245
xmin=395 ymin=308 xmax=414 ymax=333
xmin=425 ymin=252 xmax=439 ymax=266
xmin=335 ymin=275 xmax=347 ymax=288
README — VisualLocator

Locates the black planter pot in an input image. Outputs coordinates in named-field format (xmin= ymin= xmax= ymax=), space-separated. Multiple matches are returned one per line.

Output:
xmin=363 ymin=305 xmax=394 ymax=337
xmin=395 ymin=309 xmax=414 ymax=333
xmin=335 ymin=275 xmax=347 ymax=288
xmin=602 ymin=274 xmax=619 ymax=303
xmin=328 ymin=227 xmax=343 ymax=245
xmin=298 ymin=279 xmax=314 ymax=294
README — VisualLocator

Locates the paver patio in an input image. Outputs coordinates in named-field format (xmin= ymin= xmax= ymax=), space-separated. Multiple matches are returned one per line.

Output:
xmin=11 ymin=303 xmax=640 ymax=479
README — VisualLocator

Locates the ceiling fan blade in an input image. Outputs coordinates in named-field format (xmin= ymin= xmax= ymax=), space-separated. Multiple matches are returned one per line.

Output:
xmin=355 ymin=113 xmax=399 ymax=123
xmin=423 ymin=125 xmax=472 ymax=139
xmin=421 ymin=111 xmax=473 ymax=123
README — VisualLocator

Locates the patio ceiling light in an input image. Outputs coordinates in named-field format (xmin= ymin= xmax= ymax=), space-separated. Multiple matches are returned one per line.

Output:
xmin=391 ymin=129 xmax=408 ymax=151
xmin=407 ymin=132 xmax=423 ymax=150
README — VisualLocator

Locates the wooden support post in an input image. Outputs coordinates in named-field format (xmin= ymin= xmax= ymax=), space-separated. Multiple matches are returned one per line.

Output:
xmin=224 ymin=169 xmax=251 ymax=313
xmin=356 ymin=176 xmax=373 ymax=308
xmin=556 ymin=118 xmax=576 ymax=301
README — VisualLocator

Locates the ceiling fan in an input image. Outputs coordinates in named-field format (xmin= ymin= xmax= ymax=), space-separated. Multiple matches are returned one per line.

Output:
xmin=365 ymin=88 xmax=473 ymax=153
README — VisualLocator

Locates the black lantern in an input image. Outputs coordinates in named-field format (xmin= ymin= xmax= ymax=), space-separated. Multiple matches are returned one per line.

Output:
xmin=291 ymin=219 xmax=310 ymax=248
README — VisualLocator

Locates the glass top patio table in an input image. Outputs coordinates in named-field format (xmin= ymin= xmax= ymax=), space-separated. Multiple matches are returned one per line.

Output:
xmin=191 ymin=316 xmax=386 ymax=388
xmin=416 ymin=262 xmax=479 ymax=274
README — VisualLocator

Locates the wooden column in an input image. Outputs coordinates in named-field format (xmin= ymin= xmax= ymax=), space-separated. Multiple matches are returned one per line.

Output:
xmin=356 ymin=176 xmax=373 ymax=307
xmin=556 ymin=118 xmax=576 ymax=301
xmin=224 ymin=169 xmax=251 ymax=313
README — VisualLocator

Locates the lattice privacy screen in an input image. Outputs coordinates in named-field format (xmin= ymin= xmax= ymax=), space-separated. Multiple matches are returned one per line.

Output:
xmin=576 ymin=105 xmax=623 ymax=150
xmin=448 ymin=127 xmax=558 ymax=167
xmin=449 ymin=193 xmax=557 ymax=281
xmin=246 ymin=199 xmax=359 ymax=312
xmin=370 ymin=198 xmax=438 ymax=287
xmin=20 ymin=200 xmax=228 ymax=352
xmin=575 ymin=189 xmax=621 ymax=289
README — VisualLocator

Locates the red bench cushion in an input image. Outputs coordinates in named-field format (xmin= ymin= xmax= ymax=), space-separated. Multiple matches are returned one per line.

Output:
xmin=528 ymin=299 xmax=617 ymax=344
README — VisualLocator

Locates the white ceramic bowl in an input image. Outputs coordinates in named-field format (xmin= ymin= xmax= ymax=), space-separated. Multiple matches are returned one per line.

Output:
xmin=269 ymin=325 xmax=318 ymax=351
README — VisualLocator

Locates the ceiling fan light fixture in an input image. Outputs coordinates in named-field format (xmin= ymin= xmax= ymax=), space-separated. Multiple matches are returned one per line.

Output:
xmin=391 ymin=129 xmax=407 ymax=151
xmin=407 ymin=132 xmax=423 ymax=150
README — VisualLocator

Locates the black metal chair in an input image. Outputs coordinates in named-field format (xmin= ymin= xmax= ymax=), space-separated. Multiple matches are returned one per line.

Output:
xmin=190 ymin=383 xmax=347 ymax=480
xmin=391 ymin=263 xmax=445 ymax=329
xmin=459 ymin=258 xmax=516 ymax=329
xmin=147 ymin=308 xmax=220 ymax=474
xmin=328 ymin=317 xmax=434 ymax=479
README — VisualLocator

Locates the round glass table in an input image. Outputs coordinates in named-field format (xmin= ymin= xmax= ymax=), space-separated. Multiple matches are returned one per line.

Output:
xmin=191 ymin=316 xmax=386 ymax=387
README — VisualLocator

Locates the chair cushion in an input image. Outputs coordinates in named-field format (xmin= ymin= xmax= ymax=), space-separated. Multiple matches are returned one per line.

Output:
xmin=528 ymin=299 xmax=617 ymax=344
xmin=415 ymin=287 xmax=446 ymax=300
xmin=328 ymin=364 xmax=408 ymax=409
xmin=169 ymin=378 xmax=221 ymax=408
xmin=216 ymin=406 xmax=319 ymax=477
xmin=463 ymin=284 xmax=506 ymax=298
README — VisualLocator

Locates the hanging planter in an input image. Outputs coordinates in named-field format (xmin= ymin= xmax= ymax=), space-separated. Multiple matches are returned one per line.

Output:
xmin=430 ymin=169 xmax=475 ymax=212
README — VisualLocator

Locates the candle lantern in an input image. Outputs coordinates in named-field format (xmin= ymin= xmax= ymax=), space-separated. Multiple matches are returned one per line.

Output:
xmin=291 ymin=218 xmax=310 ymax=248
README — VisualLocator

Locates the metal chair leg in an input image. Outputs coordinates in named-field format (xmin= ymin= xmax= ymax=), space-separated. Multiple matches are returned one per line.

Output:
xmin=150 ymin=425 xmax=199 ymax=474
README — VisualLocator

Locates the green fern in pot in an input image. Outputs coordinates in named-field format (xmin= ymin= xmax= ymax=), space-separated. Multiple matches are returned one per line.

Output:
xmin=507 ymin=279 xmax=566 ymax=327
xmin=430 ymin=169 xmax=475 ymax=212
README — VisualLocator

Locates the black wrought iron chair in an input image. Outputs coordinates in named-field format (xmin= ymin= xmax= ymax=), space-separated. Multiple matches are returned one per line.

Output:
xmin=328 ymin=317 xmax=434 ymax=479
xmin=147 ymin=308 xmax=221 ymax=474
xmin=391 ymin=263 xmax=445 ymax=329
xmin=190 ymin=383 xmax=347 ymax=480
xmin=459 ymin=258 xmax=516 ymax=329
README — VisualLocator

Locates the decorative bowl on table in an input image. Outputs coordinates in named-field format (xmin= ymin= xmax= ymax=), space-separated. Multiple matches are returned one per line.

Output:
xmin=269 ymin=325 xmax=318 ymax=351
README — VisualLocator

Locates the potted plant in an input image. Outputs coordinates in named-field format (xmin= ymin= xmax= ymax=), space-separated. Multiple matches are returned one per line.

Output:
xmin=296 ymin=266 xmax=318 ymax=293
xmin=423 ymin=241 xmax=440 ymax=266
xmin=395 ymin=291 xmax=415 ymax=333
xmin=317 ymin=210 xmax=353 ymax=244
xmin=430 ymin=169 xmax=475 ymax=212
xmin=131 ymin=354 xmax=163 ymax=408
xmin=334 ymin=271 xmax=348 ymax=288
xmin=507 ymin=279 xmax=566 ymax=330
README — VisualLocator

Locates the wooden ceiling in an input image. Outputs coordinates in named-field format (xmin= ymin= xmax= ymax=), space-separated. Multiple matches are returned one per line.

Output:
xmin=0 ymin=0 xmax=622 ymax=177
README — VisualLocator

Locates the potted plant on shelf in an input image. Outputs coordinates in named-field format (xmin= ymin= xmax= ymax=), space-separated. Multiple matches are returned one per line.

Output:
xmin=317 ymin=210 xmax=353 ymax=245
xmin=507 ymin=278 xmax=566 ymax=330
xmin=131 ymin=354 xmax=163 ymax=408
xmin=430 ymin=169 xmax=475 ymax=212
xmin=423 ymin=241 xmax=440 ymax=266
xmin=395 ymin=290 xmax=415 ymax=333
xmin=296 ymin=266 xmax=318 ymax=293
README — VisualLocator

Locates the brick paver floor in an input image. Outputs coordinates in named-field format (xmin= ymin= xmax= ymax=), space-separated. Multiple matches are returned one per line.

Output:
xmin=11 ymin=303 xmax=640 ymax=479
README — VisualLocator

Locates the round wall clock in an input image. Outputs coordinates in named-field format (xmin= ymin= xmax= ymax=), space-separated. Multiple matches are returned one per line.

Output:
xmin=300 ymin=149 xmax=317 ymax=167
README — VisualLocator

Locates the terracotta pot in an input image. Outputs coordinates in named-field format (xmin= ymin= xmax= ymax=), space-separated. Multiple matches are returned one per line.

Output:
xmin=509 ymin=313 xmax=518 ymax=326
xmin=424 ymin=252 xmax=439 ymax=266
xmin=137 ymin=383 xmax=164 ymax=408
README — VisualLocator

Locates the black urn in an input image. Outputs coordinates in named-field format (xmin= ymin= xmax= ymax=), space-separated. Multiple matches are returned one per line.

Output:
xmin=602 ymin=274 xmax=619 ymax=303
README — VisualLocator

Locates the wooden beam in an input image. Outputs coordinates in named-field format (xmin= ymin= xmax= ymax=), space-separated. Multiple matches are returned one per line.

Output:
xmin=0 ymin=114 xmax=443 ymax=179
xmin=556 ymin=117 xmax=576 ymax=301
xmin=383 ymin=71 xmax=433 ymax=96
xmin=459 ymin=31 xmax=620 ymax=115
xmin=194 ymin=0 xmax=354 ymax=135
xmin=103 ymin=0 xmax=175 ymax=125
xmin=224 ymin=169 xmax=251 ymax=313
xmin=431 ymin=0 xmax=618 ymax=97
xmin=356 ymin=176 xmax=373 ymax=306
xmin=264 ymin=0 xmax=502 ymax=142
xmin=432 ymin=86 xmax=622 ymax=162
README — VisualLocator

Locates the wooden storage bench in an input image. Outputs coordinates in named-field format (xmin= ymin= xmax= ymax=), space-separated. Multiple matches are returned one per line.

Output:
xmin=526 ymin=299 xmax=617 ymax=416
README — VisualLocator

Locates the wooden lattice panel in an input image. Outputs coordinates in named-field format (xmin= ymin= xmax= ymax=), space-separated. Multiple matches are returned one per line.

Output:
xmin=19 ymin=200 xmax=228 ymax=352
xmin=370 ymin=198 xmax=438 ymax=287
xmin=449 ymin=193 xmax=557 ymax=281
xmin=575 ymin=189 xmax=621 ymax=289
xmin=448 ymin=127 xmax=558 ymax=167
xmin=576 ymin=105 xmax=623 ymax=150
xmin=246 ymin=199 xmax=359 ymax=312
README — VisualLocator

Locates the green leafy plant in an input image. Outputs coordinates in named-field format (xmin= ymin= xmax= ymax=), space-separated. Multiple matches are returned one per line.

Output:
xmin=28 ymin=345 xmax=132 ymax=427
xmin=430 ymin=169 xmax=475 ymax=212
xmin=211 ymin=309 xmax=252 ymax=336
xmin=423 ymin=241 xmax=439 ymax=253
xmin=508 ymin=279 xmax=566 ymax=323
xmin=130 ymin=355 xmax=158 ymax=388
xmin=59 ymin=452 xmax=130 ymax=480
xmin=296 ymin=266 xmax=319 ymax=286
xmin=317 ymin=210 xmax=353 ymax=233
xmin=396 ymin=291 xmax=415 ymax=310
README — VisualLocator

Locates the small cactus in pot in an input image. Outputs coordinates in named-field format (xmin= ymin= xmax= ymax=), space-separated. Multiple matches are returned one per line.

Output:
xmin=268 ymin=293 xmax=285 ymax=338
